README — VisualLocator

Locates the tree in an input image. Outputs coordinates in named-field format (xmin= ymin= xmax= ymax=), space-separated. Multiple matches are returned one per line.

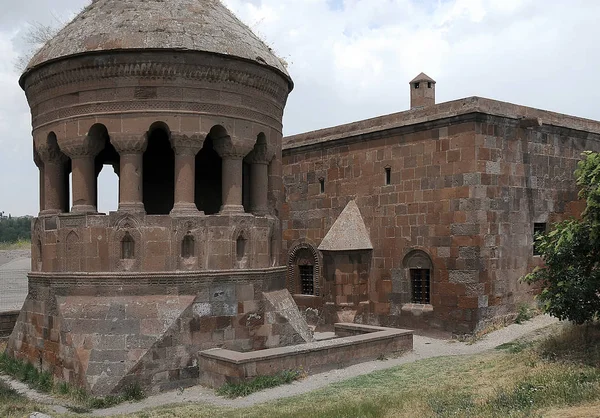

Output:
xmin=523 ymin=151 xmax=600 ymax=324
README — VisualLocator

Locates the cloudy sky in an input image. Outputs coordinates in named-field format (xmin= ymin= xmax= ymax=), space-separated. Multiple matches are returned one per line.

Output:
xmin=0 ymin=0 xmax=599 ymax=216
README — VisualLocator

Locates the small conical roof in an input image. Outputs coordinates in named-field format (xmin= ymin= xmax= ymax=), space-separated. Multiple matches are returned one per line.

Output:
xmin=24 ymin=0 xmax=290 ymax=84
xmin=410 ymin=72 xmax=436 ymax=84
xmin=318 ymin=200 xmax=373 ymax=251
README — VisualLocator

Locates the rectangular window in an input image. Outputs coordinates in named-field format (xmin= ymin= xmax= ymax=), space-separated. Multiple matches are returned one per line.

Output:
xmin=414 ymin=82 xmax=420 ymax=89
xmin=385 ymin=167 xmax=391 ymax=185
xmin=299 ymin=265 xmax=315 ymax=295
xmin=319 ymin=178 xmax=325 ymax=194
xmin=428 ymin=82 xmax=432 ymax=88
xmin=533 ymin=222 xmax=547 ymax=256
xmin=410 ymin=269 xmax=430 ymax=304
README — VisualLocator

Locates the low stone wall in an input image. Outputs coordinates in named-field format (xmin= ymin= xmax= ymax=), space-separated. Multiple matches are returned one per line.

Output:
xmin=198 ymin=323 xmax=413 ymax=388
xmin=0 ymin=311 xmax=19 ymax=336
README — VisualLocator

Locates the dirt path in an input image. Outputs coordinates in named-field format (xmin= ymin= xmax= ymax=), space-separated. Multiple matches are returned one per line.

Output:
xmin=91 ymin=314 xmax=559 ymax=417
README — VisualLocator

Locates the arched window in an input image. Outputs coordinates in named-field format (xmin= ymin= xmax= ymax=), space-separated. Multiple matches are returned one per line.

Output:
xmin=182 ymin=233 xmax=195 ymax=259
xmin=403 ymin=250 xmax=433 ymax=305
xmin=287 ymin=244 xmax=320 ymax=296
xmin=121 ymin=232 xmax=135 ymax=259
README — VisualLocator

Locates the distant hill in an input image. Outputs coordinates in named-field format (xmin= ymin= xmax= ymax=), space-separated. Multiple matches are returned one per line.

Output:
xmin=0 ymin=215 xmax=32 ymax=243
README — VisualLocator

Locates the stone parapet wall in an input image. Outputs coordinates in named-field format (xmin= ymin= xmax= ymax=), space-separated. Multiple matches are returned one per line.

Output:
xmin=198 ymin=323 xmax=412 ymax=388
xmin=0 ymin=311 xmax=19 ymax=336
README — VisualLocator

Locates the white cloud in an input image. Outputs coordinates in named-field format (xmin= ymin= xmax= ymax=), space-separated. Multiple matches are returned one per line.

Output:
xmin=2 ymin=0 xmax=600 ymax=215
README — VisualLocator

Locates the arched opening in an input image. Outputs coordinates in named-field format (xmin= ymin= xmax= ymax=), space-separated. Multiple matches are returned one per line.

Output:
xmin=46 ymin=132 xmax=71 ymax=213
xmin=195 ymin=134 xmax=222 ymax=214
xmin=403 ymin=250 xmax=433 ymax=305
xmin=287 ymin=244 xmax=320 ymax=296
xmin=143 ymin=123 xmax=174 ymax=214
xmin=242 ymin=160 xmax=251 ymax=212
xmin=92 ymin=124 xmax=119 ymax=214
xmin=121 ymin=232 xmax=135 ymax=259
xmin=182 ymin=233 xmax=195 ymax=259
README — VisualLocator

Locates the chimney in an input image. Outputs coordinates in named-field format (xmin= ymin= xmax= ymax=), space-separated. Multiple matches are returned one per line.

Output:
xmin=410 ymin=72 xmax=436 ymax=109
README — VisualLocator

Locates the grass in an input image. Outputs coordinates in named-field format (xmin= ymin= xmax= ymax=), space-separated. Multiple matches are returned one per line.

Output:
xmin=0 ymin=378 xmax=47 ymax=417
xmin=113 ymin=322 xmax=600 ymax=418
xmin=0 ymin=239 xmax=30 ymax=251
xmin=2 ymin=323 xmax=600 ymax=417
xmin=216 ymin=369 xmax=304 ymax=398
xmin=0 ymin=340 xmax=146 ymax=413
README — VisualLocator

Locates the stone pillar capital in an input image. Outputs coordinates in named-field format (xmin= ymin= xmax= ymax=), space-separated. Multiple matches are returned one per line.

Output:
xmin=213 ymin=135 xmax=255 ymax=160
xmin=34 ymin=138 xmax=69 ymax=165
xmin=171 ymin=133 xmax=205 ymax=157
xmin=58 ymin=136 xmax=105 ymax=159
xmin=245 ymin=142 xmax=275 ymax=165
xmin=112 ymin=133 xmax=148 ymax=155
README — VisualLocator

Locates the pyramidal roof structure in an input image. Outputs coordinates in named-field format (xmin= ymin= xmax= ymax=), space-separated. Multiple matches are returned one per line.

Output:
xmin=24 ymin=0 xmax=290 ymax=82
xmin=318 ymin=200 xmax=373 ymax=251
xmin=410 ymin=72 xmax=436 ymax=84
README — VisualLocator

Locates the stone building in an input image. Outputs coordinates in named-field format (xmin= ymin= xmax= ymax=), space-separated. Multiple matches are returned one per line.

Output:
xmin=7 ymin=0 xmax=315 ymax=396
xmin=282 ymin=73 xmax=600 ymax=334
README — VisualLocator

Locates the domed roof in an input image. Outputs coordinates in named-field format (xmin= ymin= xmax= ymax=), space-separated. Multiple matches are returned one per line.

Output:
xmin=25 ymin=0 xmax=290 ymax=82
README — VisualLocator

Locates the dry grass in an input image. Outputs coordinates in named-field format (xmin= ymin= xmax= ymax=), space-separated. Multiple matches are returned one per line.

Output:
xmin=0 ymin=239 xmax=30 ymax=250
xmin=110 ymin=323 xmax=600 ymax=418
xmin=3 ymin=323 xmax=600 ymax=417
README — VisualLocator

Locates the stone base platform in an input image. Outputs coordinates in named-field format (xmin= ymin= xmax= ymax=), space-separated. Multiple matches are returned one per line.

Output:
xmin=5 ymin=268 xmax=313 ymax=395
xmin=198 ymin=323 xmax=413 ymax=388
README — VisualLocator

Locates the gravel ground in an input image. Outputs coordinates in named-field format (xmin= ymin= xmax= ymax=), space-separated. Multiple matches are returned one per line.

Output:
xmin=0 ymin=250 xmax=30 ymax=312
xmin=91 ymin=314 xmax=559 ymax=417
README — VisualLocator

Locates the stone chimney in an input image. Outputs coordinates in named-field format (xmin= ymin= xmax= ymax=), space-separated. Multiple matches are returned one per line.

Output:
xmin=410 ymin=72 xmax=436 ymax=109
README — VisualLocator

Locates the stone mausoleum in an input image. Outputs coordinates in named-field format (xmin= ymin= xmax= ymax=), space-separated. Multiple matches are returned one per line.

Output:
xmin=7 ymin=0 xmax=316 ymax=395
xmin=282 ymin=73 xmax=600 ymax=335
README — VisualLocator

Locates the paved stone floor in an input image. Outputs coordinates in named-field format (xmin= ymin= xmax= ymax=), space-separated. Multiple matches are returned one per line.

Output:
xmin=0 ymin=251 xmax=30 ymax=312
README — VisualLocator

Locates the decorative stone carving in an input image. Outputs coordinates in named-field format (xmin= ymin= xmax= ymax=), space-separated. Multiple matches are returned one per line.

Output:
xmin=111 ymin=133 xmax=148 ymax=155
xmin=245 ymin=141 xmax=275 ymax=165
xmin=171 ymin=133 xmax=206 ymax=157
xmin=34 ymin=136 xmax=69 ymax=165
xmin=58 ymin=136 xmax=106 ymax=158
xmin=213 ymin=135 xmax=255 ymax=160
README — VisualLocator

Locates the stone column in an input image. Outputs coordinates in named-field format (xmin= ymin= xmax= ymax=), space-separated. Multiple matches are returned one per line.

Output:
xmin=33 ymin=150 xmax=45 ymax=213
xmin=35 ymin=137 xmax=68 ymax=215
xmin=214 ymin=135 xmax=255 ymax=214
xmin=171 ymin=134 xmax=204 ymax=216
xmin=59 ymin=136 xmax=105 ymax=213
xmin=112 ymin=134 xmax=148 ymax=213
xmin=246 ymin=141 xmax=274 ymax=216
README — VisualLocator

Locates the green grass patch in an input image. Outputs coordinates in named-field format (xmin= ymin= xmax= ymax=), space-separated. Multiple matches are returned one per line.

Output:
xmin=216 ymin=369 xmax=303 ymax=398
xmin=0 ymin=350 xmax=146 ymax=411
xmin=495 ymin=340 xmax=533 ymax=353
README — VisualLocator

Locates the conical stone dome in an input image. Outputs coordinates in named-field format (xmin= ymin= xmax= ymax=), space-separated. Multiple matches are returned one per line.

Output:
xmin=25 ymin=0 xmax=290 ymax=82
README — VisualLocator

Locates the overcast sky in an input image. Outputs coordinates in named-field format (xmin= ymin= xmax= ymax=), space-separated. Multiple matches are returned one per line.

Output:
xmin=1 ymin=0 xmax=599 ymax=216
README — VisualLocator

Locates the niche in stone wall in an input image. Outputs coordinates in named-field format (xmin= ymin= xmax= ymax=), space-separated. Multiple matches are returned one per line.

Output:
xmin=121 ymin=232 xmax=135 ymax=260
xmin=182 ymin=233 xmax=195 ymax=259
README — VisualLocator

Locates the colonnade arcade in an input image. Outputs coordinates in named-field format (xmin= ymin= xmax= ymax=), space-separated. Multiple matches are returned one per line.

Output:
xmin=33 ymin=122 xmax=274 ymax=217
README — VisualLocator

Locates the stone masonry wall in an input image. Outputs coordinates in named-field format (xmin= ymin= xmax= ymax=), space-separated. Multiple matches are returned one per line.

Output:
xmin=281 ymin=113 xmax=600 ymax=334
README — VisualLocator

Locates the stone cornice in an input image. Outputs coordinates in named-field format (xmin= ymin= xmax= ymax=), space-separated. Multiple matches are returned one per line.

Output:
xmin=28 ymin=266 xmax=287 ymax=281
xmin=22 ymin=52 xmax=290 ymax=105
